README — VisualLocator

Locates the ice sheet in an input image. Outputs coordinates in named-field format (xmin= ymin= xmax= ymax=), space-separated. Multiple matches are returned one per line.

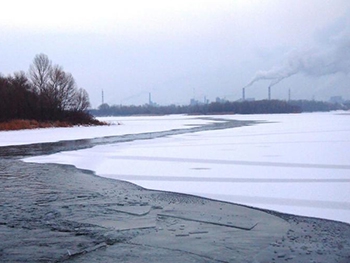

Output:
xmin=0 ymin=115 xmax=210 ymax=146
xmin=21 ymin=112 xmax=350 ymax=223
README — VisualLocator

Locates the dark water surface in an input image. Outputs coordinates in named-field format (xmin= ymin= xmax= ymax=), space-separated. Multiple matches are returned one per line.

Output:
xmin=1 ymin=117 xmax=350 ymax=263
xmin=0 ymin=118 xmax=257 ymax=159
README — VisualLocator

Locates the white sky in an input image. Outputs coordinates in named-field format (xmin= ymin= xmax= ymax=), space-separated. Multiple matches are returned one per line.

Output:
xmin=1 ymin=0 xmax=349 ymax=106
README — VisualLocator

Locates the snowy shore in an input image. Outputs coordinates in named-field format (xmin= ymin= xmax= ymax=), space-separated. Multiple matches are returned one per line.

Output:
xmin=1 ymin=112 xmax=350 ymax=262
xmin=14 ymin=111 xmax=350 ymax=224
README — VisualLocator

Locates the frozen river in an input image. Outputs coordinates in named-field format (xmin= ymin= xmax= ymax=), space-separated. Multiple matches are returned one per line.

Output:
xmin=3 ymin=112 xmax=349 ymax=224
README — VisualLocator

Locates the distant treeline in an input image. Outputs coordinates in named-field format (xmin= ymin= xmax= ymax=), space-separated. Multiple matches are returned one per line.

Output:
xmin=288 ymin=100 xmax=349 ymax=112
xmin=91 ymin=99 xmax=348 ymax=117
xmin=0 ymin=54 xmax=99 ymax=126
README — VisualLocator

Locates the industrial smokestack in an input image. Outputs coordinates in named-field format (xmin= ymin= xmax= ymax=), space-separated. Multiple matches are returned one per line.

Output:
xmin=288 ymin=89 xmax=291 ymax=101
xmin=149 ymin=93 xmax=152 ymax=105
xmin=268 ymin=86 xmax=271 ymax=100
xmin=242 ymin=88 xmax=245 ymax=101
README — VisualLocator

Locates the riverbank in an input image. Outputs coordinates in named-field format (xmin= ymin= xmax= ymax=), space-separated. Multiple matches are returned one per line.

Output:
xmin=1 ymin=113 xmax=350 ymax=262
xmin=23 ymin=113 xmax=350 ymax=224
xmin=0 ymin=118 xmax=106 ymax=131
xmin=1 ymin=159 xmax=350 ymax=262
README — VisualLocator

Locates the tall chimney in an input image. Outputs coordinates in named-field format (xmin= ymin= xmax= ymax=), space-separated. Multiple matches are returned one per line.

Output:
xmin=149 ymin=92 xmax=152 ymax=105
xmin=268 ymin=86 xmax=271 ymax=100
xmin=242 ymin=88 xmax=245 ymax=101
xmin=288 ymin=89 xmax=291 ymax=101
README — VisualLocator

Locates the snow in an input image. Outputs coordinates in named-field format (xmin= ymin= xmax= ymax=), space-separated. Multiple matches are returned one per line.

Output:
xmin=6 ymin=111 xmax=350 ymax=224
xmin=0 ymin=115 xmax=211 ymax=146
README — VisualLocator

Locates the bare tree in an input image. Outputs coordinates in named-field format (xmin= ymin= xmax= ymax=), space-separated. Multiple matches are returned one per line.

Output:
xmin=74 ymin=88 xmax=90 ymax=111
xmin=28 ymin=54 xmax=91 ymax=118
xmin=48 ymin=65 xmax=77 ymax=111
xmin=1 ymin=54 xmax=96 ymax=126
xmin=28 ymin=54 xmax=52 ymax=94
xmin=10 ymin=71 xmax=30 ymax=90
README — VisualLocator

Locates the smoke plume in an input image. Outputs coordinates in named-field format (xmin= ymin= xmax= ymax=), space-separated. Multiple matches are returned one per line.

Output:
xmin=244 ymin=26 xmax=350 ymax=89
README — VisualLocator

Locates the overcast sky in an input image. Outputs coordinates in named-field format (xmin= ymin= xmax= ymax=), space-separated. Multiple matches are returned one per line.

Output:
xmin=1 ymin=0 xmax=349 ymax=107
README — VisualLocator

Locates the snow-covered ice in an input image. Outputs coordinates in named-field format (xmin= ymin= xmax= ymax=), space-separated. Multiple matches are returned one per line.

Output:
xmin=5 ymin=112 xmax=350 ymax=224
xmin=0 ymin=115 xmax=211 ymax=146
